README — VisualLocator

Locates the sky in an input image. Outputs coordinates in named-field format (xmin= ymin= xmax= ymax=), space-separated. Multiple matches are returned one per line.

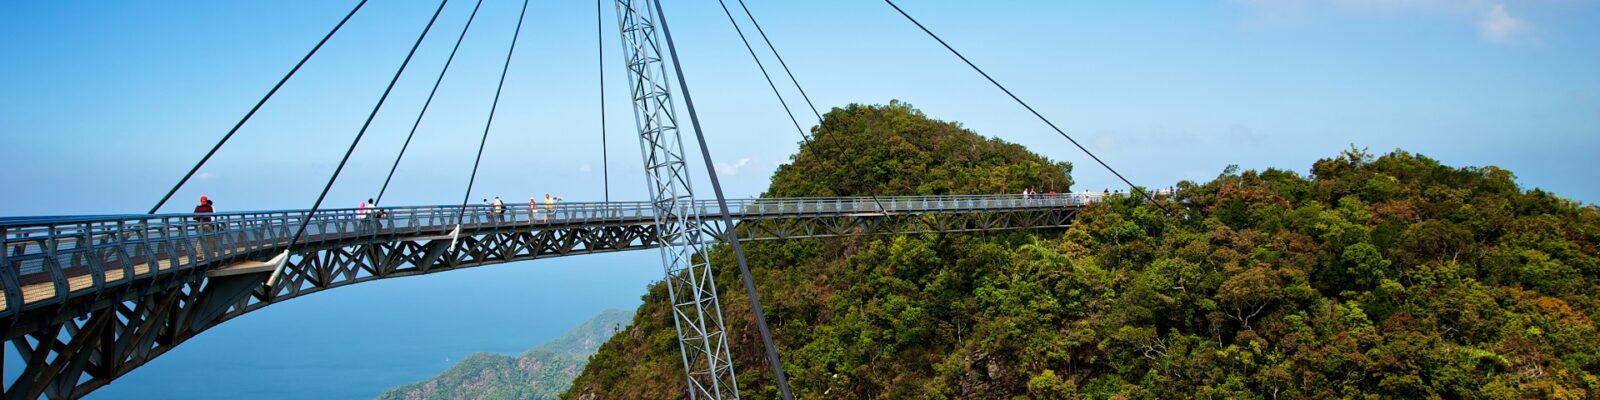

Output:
xmin=2 ymin=0 xmax=1598 ymax=216
xmin=2 ymin=0 xmax=1598 ymax=397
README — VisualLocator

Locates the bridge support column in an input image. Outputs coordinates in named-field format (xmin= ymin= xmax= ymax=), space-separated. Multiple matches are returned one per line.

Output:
xmin=612 ymin=0 xmax=740 ymax=398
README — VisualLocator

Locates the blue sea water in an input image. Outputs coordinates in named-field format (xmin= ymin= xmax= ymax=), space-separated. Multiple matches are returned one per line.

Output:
xmin=78 ymin=251 xmax=662 ymax=399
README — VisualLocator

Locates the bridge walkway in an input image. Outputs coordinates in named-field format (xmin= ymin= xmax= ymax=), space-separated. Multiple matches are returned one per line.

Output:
xmin=1 ymin=194 xmax=1100 ymax=316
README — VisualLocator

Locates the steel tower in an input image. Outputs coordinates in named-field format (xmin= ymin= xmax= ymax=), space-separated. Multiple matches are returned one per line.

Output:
xmin=612 ymin=0 xmax=740 ymax=398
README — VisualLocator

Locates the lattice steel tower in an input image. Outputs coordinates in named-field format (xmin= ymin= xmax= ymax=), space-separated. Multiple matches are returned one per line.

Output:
xmin=612 ymin=0 xmax=740 ymax=398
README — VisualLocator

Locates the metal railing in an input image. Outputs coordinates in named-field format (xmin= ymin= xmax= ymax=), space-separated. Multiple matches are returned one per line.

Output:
xmin=0 ymin=193 xmax=1105 ymax=314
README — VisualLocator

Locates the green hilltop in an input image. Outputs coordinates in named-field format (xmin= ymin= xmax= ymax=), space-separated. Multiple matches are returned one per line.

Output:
xmin=378 ymin=309 xmax=632 ymax=400
xmin=565 ymin=102 xmax=1600 ymax=399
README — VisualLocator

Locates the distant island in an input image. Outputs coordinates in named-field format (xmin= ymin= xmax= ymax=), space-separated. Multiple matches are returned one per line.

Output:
xmin=378 ymin=309 xmax=632 ymax=400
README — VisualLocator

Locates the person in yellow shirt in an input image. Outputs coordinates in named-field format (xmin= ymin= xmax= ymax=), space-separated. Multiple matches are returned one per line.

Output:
xmin=543 ymin=194 xmax=555 ymax=222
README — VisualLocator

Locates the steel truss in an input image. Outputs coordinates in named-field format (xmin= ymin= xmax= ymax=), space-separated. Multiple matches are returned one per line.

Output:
xmin=611 ymin=0 xmax=739 ymax=397
xmin=1 ymin=202 xmax=1078 ymax=399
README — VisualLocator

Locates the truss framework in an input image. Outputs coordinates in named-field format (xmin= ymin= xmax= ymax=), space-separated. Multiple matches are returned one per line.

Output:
xmin=611 ymin=0 xmax=741 ymax=397
xmin=0 ymin=206 xmax=1074 ymax=399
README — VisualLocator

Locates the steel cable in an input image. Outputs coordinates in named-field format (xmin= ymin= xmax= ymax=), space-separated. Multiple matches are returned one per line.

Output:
xmin=287 ymin=0 xmax=452 ymax=248
xmin=882 ymin=0 xmax=1171 ymax=214
xmin=149 ymin=0 xmax=369 ymax=214
xmin=718 ymin=0 xmax=890 ymax=214
xmin=375 ymin=0 xmax=489 ymax=206
xmin=650 ymin=1 xmax=796 ymax=398
xmin=598 ymin=0 xmax=611 ymax=202
xmin=733 ymin=0 xmax=823 ymax=126
xmin=712 ymin=0 xmax=809 ymax=143
xmin=454 ymin=0 xmax=532 ymax=225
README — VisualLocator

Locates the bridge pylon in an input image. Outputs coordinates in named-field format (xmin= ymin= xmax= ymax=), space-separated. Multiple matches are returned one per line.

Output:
xmin=612 ymin=0 xmax=741 ymax=398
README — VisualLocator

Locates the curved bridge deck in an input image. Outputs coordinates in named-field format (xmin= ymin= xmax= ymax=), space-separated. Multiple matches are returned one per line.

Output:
xmin=0 ymin=194 xmax=1098 ymax=398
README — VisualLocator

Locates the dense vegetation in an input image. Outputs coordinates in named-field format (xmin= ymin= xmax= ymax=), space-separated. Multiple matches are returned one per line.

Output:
xmin=380 ymin=309 xmax=630 ymax=400
xmin=567 ymin=102 xmax=1600 ymax=399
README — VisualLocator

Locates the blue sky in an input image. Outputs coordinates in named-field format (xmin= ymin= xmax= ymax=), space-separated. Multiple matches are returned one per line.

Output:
xmin=3 ymin=1 xmax=1597 ymax=398
xmin=3 ymin=0 xmax=1598 ymax=215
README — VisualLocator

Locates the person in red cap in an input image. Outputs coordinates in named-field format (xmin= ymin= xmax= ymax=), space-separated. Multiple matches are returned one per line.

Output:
xmin=194 ymin=196 xmax=215 ymax=259
xmin=194 ymin=196 xmax=214 ymax=218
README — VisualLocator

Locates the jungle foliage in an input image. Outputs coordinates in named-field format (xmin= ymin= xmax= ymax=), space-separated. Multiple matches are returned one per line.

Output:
xmin=566 ymin=102 xmax=1600 ymax=399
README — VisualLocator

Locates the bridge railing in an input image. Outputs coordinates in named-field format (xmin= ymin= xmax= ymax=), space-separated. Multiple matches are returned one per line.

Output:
xmin=0 ymin=194 xmax=1106 ymax=315
xmin=729 ymin=193 xmax=1107 ymax=215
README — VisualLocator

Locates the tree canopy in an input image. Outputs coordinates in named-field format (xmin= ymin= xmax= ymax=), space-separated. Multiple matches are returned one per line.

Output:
xmin=567 ymin=103 xmax=1600 ymax=399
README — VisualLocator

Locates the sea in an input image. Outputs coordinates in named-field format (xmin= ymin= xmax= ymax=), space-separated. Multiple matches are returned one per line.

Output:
xmin=75 ymin=251 xmax=662 ymax=399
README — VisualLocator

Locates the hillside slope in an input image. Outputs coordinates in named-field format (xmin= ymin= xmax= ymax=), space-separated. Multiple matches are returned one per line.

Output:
xmin=567 ymin=102 xmax=1600 ymax=398
xmin=379 ymin=309 xmax=631 ymax=400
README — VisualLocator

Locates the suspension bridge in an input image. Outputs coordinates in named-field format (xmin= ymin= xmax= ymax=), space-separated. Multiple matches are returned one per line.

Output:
xmin=0 ymin=195 xmax=1095 ymax=398
xmin=2 ymin=0 xmax=1159 ymax=398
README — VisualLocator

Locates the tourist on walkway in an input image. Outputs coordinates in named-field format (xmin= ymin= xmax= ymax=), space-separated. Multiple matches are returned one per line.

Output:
xmin=194 ymin=196 xmax=215 ymax=231
xmin=194 ymin=196 xmax=215 ymax=259
xmin=491 ymin=197 xmax=506 ymax=221
xmin=358 ymin=198 xmax=381 ymax=231
xmin=543 ymin=194 xmax=556 ymax=222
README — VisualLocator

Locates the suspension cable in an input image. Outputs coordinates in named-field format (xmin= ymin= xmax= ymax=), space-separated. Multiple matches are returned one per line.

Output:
xmin=882 ymin=0 xmax=1171 ymax=214
xmin=598 ymin=0 xmax=610 ymax=202
xmin=149 ymin=0 xmax=369 ymax=214
xmin=375 ymin=0 xmax=488 ymax=206
xmin=724 ymin=1 xmax=889 ymax=213
xmin=455 ymin=0 xmax=531 ymax=224
xmin=711 ymin=0 xmax=808 ymax=143
xmin=287 ymin=0 xmax=452 ymax=247
xmin=733 ymin=0 xmax=823 ymax=125
xmin=650 ymin=1 xmax=795 ymax=398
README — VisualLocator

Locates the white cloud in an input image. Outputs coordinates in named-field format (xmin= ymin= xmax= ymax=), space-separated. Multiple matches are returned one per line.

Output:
xmin=196 ymin=172 xmax=217 ymax=180
xmin=579 ymin=163 xmax=593 ymax=173
xmin=1478 ymin=4 xmax=1526 ymax=43
xmin=716 ymin=157 xmax=753 ymax=176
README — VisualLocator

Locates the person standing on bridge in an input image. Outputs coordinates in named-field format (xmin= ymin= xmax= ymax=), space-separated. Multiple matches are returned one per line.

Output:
xmin=491 ymin=197 xmax=506 ymax=222
xmin=358 ymin=198 xmax=381 ymax=232
xmin=193 ymin=196 xmax=215 ymax=260
xmin=194 ymin=196 xmax=214 ymax=223
xmin=543 ymin=194 xmax=556 ymax=222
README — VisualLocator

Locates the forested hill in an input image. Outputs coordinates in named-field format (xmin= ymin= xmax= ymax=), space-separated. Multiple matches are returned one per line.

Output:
xmin=764 ymin=100 xmax=1073 ymax=197
xmin=566 ymin=102 xmax=1600 ymax=399
xmin=378 ymin=309 xmax=631 ymax=400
